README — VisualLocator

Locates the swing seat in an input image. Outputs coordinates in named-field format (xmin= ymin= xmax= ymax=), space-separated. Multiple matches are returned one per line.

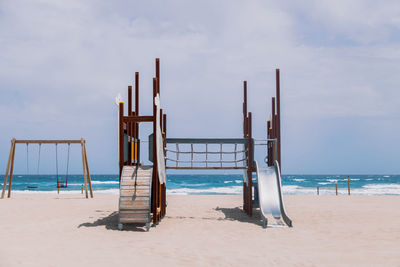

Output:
xmin=57 ymin=181 xmax=67 ymax=188
xmin=27 ymin=185 xmax=38 ymax=189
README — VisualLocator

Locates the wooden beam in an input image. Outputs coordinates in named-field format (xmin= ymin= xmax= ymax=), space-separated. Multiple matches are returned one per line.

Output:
xmin=83 ymin=142 xmax=93 ymax=198
xmin=122 ymin=116 xmax=154 ymax=123
xmin=7 ymin=141 xmax=16 ymax=198
xmin=14 ymin=140 xmax=82 ymax=144
xmin=119 ymin=102 xmax=124 ymax=177
xmin=81 ymin=139 xmax=88 ymax=198
xmin=1 ymin=139 xmax=15 ymax=199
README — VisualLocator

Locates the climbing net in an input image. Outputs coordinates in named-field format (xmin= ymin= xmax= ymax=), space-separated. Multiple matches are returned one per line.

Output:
xmin=165 ymin=138 xmax=249 ymax=169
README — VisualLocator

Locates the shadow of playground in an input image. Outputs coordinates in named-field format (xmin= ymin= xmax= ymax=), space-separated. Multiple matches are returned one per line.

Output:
xmin=78 ymin=206 xmax=263 ymax=230
xmin=78 ymin=211 xmax=147 ymax=232
xmin=215 ymin=206 xmax=263 ymax=226
xmin=166 ymin=206 xmax=263 ymax=227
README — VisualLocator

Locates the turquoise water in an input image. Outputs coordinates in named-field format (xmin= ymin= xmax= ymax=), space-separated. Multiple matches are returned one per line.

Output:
xmin=1 ymin=174 xmax=399 ymax=195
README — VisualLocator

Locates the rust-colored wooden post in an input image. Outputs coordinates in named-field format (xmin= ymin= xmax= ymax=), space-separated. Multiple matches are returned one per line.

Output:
xmin=1 ymin=139 xmax=15 ymax=199
xmin=155 ymin=58 xmax=161 ymax=222
xmin=135 ymin=72 xmax=139 ymax=165
xmin=242 ymin=81 xmax=248 ymax=214
xmin=267 ymin=120 xmax=272 ymax=166
xmin=276 ymin=69 xmax=281 ymax=169
xmin=247 ymin=112 xmax=253 ymax=216
xmin=152 ymin=77 xmax=159 ymax=224
xmin=162 ymin=113 xmax=167 ymax=217
xmin=156 ymin=58 xmax=160 ymax=94
xmin=119 ymin=102 xmax=124 ymax=178
xmin=128 ymin=85 xmax=132 ymax=165
xmin=271 ymin=97 xmax=276 ymax=163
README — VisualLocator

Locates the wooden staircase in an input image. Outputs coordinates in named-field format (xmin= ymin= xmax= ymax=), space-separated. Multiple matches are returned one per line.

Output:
xmin=118 ymin=165 xmax=152 ymax=231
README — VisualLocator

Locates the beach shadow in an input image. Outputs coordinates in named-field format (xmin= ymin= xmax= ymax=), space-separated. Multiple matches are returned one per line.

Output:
xmin=165 ymin=207 xmax=263 ymax=227
xmin=78 ymin=211 xmax=147 ymax=232
xmin=215 ymin=207 xmax=263 ymax=226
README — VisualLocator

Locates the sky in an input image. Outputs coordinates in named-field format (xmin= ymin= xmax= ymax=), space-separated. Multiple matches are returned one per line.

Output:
xmin=0 ymin=0 xmax=399 ymax=175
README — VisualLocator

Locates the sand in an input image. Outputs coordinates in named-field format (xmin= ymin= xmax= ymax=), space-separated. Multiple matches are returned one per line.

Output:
xmin=0 ymin=193 xmax=399 ymax=266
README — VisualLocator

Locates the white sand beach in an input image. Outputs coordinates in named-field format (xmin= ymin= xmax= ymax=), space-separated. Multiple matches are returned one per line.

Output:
xmin=0 ymin=194 xmax=399 ymax=266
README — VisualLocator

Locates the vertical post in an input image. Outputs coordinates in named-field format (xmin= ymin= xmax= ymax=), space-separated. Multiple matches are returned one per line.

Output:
xmin=135 ymin=72 xmax=140 ymax=166
xmin=276 ymin=69 xmax=281 ymax=169
xmin=83 ymin=141 xmax=93 ymax=198
xmin=128 ymin=85 xmax=132 ymax=165
xmin=58 ymin=178 xmax=60 ymax=194
xmin=317 ymin=186 xmax=319 ymax=195
xmin=267 ymin=120 xmax=272 ymax=166
xmin=135 ymin=72 xmax=139 ymax=116
xmin=119 ymin=102 xmax=124 ymax=178
xmin=271 ymin=97 xmax=276 ymax=163
xmin=335 ymin=182 xmax=338 ymax=196
xmin=162 ymin=113 xmax=167 ymax=217
xmin=152 ymin=77 xmax=159 ymax=224
xmin=242 ymin=81 xmax=248 ymax=214
xmin=347 ymin=177 xmax=351 ymax=196
xmin=7 ymin=140 xmax=16 ymax=198
xmin=81 ymin=139 xmax=89 ymax=199
xmin=1 ymin=139 xmax=15 ymax=199
xmin=247 ymin=112 xmax=253 ymax=216
xmin=156 ymin=58 xmax=160 ymax=94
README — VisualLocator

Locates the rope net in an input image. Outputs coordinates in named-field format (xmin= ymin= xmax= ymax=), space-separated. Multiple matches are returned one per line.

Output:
xmin=165 ymin=141 xmax=248 ymax=170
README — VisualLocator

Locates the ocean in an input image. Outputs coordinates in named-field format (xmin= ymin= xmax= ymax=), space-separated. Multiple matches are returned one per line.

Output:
xmin=1 ymin=174 xmax=399 ymax=196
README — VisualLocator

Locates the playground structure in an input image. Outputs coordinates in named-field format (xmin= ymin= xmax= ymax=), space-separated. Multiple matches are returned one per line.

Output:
xmin=1 ymin=138 xmax=93 ymax=199
xmin=117 ymin=58 xmax=292 ymax=230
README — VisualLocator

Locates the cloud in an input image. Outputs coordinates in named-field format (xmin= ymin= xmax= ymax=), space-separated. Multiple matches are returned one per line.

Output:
xmin=0 ymin=0 xmax=399 ymax=174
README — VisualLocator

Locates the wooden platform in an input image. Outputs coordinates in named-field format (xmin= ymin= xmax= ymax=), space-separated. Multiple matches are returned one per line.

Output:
xmin=118 ymin=166 xmax=152 ymax=229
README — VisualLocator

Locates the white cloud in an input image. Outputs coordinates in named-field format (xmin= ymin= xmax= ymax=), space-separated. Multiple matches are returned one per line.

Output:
xmin=0 ymin=0 xmax=399 ymax=173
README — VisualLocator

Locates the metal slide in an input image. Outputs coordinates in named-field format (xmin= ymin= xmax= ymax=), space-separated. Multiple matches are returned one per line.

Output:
xmin=256 ymin=160 xmax=292 ymax=228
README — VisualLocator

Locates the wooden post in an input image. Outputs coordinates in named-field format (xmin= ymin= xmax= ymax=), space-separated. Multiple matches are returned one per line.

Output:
xmin=81 ymin=139 xmax=89 ymax=199
xmin=7 ymin=140 xmax=16 ymax=198
xmin=271 ymin=97 xmax=276 ymax=163
xmin=276 ymin=69 xmax=281 ymax=169
xmin=135 ymin=72 xmax=139 ymax=166
xmin=335 ymin=182 xmax=338 ymax=196
xmin=119 ymin=102 xmax=124 ymax=178
xmin=162 ymin=113 xmax=167 ymax=217
xmin=242 ymin=81 xmax=248 ymax=214
xmin=128 ymin=85 xmax=132 ymax=165
xmin=1 ymin=139 xmax=15 ymax=199
xmin=347 ymin=177 xmax=351 ymax=196
xmin=135 ymin=72 xmax=139 ymax=116
xmin=83 ymin=141 xmax=93 ymax=198
xmin=267 ymin=120 xmax=272 ymax=166
xmin=247 ymin=112 xmax=253 ymax=216
xmin=152 ymin=77 xmax=158 ymax=224
xmin=156 ymin=58 xmax=160 ymax=94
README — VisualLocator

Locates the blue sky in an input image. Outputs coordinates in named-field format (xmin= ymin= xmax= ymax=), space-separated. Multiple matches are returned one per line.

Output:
xmin=0 ymin=0 xmax=399 ymax=174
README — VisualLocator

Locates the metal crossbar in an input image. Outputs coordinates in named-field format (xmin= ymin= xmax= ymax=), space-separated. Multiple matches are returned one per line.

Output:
xmin=164 ymin=138 xmax=249 ymax=170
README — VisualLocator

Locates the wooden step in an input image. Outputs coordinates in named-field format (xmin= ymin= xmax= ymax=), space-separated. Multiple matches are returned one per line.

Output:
xmin=120 ymin=189 xmax=150 ymax=197
xmin=120 ymin=179 xmax=150 ymax=186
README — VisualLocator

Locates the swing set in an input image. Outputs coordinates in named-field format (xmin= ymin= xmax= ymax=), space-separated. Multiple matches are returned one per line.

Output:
xmin=1 ymin=139 xmax=93 ymax=199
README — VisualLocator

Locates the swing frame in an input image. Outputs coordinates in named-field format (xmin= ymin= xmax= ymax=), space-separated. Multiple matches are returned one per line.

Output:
xmin=1 ymin=138 xmax=93 ymax=199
